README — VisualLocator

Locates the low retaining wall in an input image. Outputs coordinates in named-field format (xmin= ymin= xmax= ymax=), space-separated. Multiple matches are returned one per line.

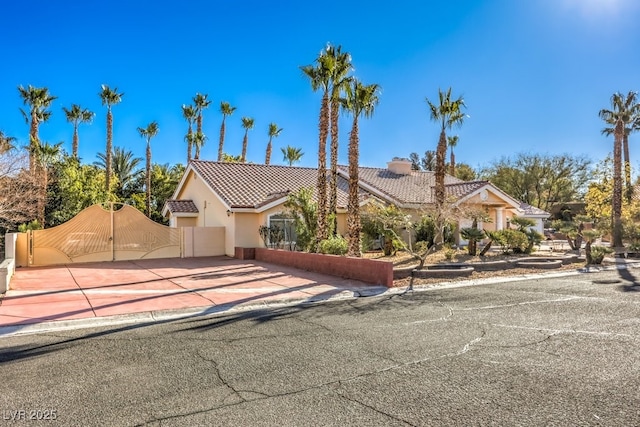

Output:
xmin=249 ymin=248 xmax=393 ymax=287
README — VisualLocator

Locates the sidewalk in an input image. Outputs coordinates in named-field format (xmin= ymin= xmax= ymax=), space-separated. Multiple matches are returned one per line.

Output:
xmin=0 ymin=257 xmax=388 ymax=336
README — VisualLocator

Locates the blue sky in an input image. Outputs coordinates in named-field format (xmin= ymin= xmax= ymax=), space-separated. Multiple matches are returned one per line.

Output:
xmin=2 ymin=0 xmax=640 ymax=172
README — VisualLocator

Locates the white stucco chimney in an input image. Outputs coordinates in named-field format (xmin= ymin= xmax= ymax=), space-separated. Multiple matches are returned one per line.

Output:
xmin=387 ymin=157 xmax=413 ymax=175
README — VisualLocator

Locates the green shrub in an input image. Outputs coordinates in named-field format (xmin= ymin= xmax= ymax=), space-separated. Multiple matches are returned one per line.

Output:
xmin=18 ymin=220 xmax=42 ymax=232
xmin=414 ymin=216 xmax=455 ymax=248
xmin=319 ymin=235 xmax=348 ymax=255
xmin=361 ymin=234 xmax=377 ymax=252
xmin=443 ymin=245 xmax=456 ymax=261
xmin=589 ymin=245 xmax=613 ymax=264
xmin=493 ymin=229 xmax=528 ymax=254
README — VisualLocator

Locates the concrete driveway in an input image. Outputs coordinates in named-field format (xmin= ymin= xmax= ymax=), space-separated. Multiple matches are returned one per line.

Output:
xmin=0 ymin=256 xmax=387 ymax=334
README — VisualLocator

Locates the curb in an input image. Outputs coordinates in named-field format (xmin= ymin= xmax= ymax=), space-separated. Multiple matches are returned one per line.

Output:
xmin=0 ymin=288 xmax=377 ymax=338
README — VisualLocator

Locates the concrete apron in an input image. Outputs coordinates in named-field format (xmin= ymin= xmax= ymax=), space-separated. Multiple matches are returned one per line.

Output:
xmin=0 ymin=256 xmax=387 ymax=336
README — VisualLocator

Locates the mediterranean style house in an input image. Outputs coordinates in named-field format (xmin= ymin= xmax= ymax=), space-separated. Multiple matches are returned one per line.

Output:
xmin=163 ymin=158 xmax=549 ymax=256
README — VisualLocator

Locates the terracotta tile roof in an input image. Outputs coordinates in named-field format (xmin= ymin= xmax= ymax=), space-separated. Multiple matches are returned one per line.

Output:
xmin=445 ymin=181 xmax=490 ymax=199
xmin=519 ymin=202 xmax=550 ymax=217
xmin=186 ymin=161 xmax=549 ymax=217
xmin=340 ymin=166 xmax=465 ymax=205
xmin=190 ymin=161 xmax=357 ymax=209
xmin=165 ymin=200 xmax=199 ymax=214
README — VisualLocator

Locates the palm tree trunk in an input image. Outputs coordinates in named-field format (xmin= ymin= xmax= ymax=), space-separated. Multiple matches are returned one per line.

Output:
xmin=450 ymin=150 xmax=456 ymax=177
xmin=218 ymin=117 xmax=225 ymax=161
xmin=72 ymin=125 xmax=79 ymax=159
xmin=241 ymin=132 xmax=248 ymax=163
xmin=623 ymin=132 xmax=632 ymax=203
xmin=316 ymin=90 xmax=330 ymax=247
xmin=612 ymin=120 xmax=624 ymax=248
xmin=106 ymin=109 xmax=113 ymax=193
xmin=434 ymin=130 xmax=448 ymax=247
xmin=265 ymin=137 xmax=273 ymax=165
xmin=329 ymin=98 xmax=339 ymax=236
xmin=39 ymin=167 xmax=47 ymax=227
xmin=347 ymin=115 xmax=361 ymax=257
xmin=187 ymin=125 xmax=193 ymax=164
xmin=29 ymin=111 xmax=38 ymax=172
xmin=146 ymin=141 xmax=152 ymax=218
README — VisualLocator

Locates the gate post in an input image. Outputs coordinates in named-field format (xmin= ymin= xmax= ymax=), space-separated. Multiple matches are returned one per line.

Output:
xmin=27 ymin=229 xmax=33 ymax=266
xmin=110 ymin=202 xmax=115 ymax=261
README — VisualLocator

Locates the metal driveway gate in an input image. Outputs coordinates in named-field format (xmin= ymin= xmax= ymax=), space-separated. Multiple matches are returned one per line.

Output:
xmin=28 ymin=203 xmax=180 ymax=266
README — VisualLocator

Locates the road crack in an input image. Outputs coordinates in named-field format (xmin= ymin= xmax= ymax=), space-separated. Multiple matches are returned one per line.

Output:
xmin=335 ymin=390 xmax=417 ymax=426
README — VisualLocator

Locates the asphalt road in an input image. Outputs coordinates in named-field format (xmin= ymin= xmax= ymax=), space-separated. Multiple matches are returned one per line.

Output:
xmin=1 ymin=268 xmax=639 ymax=426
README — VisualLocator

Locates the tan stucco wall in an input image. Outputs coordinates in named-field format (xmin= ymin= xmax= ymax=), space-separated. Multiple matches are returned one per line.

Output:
xmin=174 ymin=170 xmax=236 ymax=255
xmin=182 ymin=226 xmax=225 ymax=257
xmin=234 ymin=213 xmax=262 ymax=248
xmin=175 ymin=217 xmax=198 ymax=227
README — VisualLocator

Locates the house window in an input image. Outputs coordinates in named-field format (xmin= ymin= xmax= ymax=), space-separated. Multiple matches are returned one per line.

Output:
xmin=268 ymin=213 xmax=297 ymax=250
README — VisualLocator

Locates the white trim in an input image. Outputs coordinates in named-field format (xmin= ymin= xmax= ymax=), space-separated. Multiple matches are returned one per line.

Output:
xmin=256 ymin=197 xmax=289 ymax=213
xmin=175 ymin=163 xmax=232 ymax=212
xmin=454 ymin=183 xmax=522 ymax=210
xmin=170 ymin=212 xmax=198 ymax=218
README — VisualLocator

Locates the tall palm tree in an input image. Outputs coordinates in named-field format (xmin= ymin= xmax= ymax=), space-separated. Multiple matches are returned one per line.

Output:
xmin=281 ymin=145 xmax=304 ymax=166
xmin=191 ymin=131 xmax=206 ymax=160
xmin=181 ymin=104 xmax=197 ymax=164
xmin=137 ymin=121 xmax=159 ymax=217
xmin=265 ymin=123 xmax=283 ymax=165
xmin=193 ymin=93 xmax=211 ymax=157
xmin=240 ymin=117 xmax=254 ymax=162
xmin=62 ymin=104 xmax=94 ymax=159
xmin=599 ymin=92 xmax=637 ymax=247
xmin=426 ymin=88 xmax=466 ymax=247
xmin=17 ymin=85 xmax=57 ymax=172
xmin=601 ymin=91 xmax=639 ymax=203
xmin=0 ymin=130 xmax=17 ymax=153
xmin=99 ymin=84 xmax=124 ymax=194
xmin=326 ymin=44 xmax=353 ymax=235
xmin=341 ymin=80 xmax=380 ymax=257
xmin=34 ymin=141 xmax=62 ymax=227
xmin=94 ymin=147 xmax=143 ymax=200
xmin=301 ymin=51 xmax=332 ymax=245
xmin=219 ymin=101 xmax=236 ymax=161
xmin=448 ymin=135 xmax=459 ymax=176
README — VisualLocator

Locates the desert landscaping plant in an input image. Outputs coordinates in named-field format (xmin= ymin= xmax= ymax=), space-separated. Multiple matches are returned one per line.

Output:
xmin=589 ymin=245 xmax=613 ymax=264
xmin=318 ymin=235 xmax=348 ymax=255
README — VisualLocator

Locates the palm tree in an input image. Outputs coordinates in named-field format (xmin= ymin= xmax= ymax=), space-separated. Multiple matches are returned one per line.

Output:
xmin=62 ymin=104 xmax=94 ymax=159
xmin=94 ymin=147 xmax=143 ymax=200
xmin=601 ymin=91 xmax=639 ymax=203
xmin=326 ymin=44 xmax=353 ymax=235
xmin=17 ymin=85 xmax=57 ymax=172
xmin=193 ymin=93 xmax=211 ymax=157
xmin=191 ymin=131 xmax=206 ymax=160
xmin=240 ymin=117 xmax=255 ymax=163
xmin=599 ymin=92 xmax=638 ymax=247
xmin=341 ymin=80 xmax=380 ymax=257
xmin=281 ymin=145 xmax=304 ymax=166
xmin=0 ymin=131 xmax=17 ymax=153
xmin=137 ymin=121 xmax=159 ymax=217
xmin=426 ymin=88 xmax=467 ymax=247
xmin=99 ymin=84 xmax=124 ymax=194
xmin=265 ymin=123 xmax=283 ymax=165
xmin=448 ymin=135 xmax=459 ymax=176
xmin=301 ymin=51 xmax=332 ymax=245
xmin=218 ymin=102 xmax=236 ymax=161
xmin=34 ymin=141 xmax=62 ymax=227
xmin=181 ymin=104 xmax=197 ymax=163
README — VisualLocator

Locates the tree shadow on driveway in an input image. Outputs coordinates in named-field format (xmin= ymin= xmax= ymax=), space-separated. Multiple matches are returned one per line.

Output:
xmin=616 ymin=266 xmax=640 ymax=292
